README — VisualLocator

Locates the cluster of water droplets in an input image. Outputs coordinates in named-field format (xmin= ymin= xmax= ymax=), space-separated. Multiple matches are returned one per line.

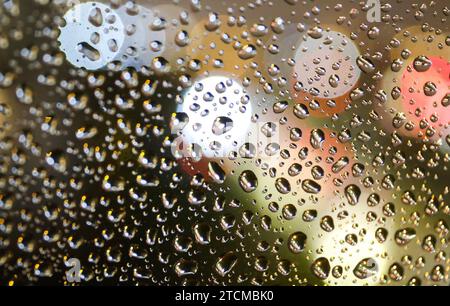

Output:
xmin=0 ymin=0 xmax=448 ymax=286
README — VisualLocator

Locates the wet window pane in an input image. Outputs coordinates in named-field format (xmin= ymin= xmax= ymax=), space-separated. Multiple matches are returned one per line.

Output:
xmin=0 ymin=0 xmax=449 ymax=286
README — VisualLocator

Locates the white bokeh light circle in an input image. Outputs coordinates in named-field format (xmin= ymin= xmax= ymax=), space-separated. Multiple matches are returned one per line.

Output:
xmin=58 ymin=1 xmax=125 ymax=70
xmin=293 ymin=30 xmax=361 ymax=99
xmin=175 ymin=76 xmax=253 ymax=159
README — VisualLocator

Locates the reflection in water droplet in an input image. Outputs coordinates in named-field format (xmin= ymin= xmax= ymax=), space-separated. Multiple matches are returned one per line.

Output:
xmin=239 ymin=170 xmax=258 ymax=193
xmin=353 ymin=258 xmax=379 ymax=279
xmin=288 ymin=232 xmax=307 ymax=254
